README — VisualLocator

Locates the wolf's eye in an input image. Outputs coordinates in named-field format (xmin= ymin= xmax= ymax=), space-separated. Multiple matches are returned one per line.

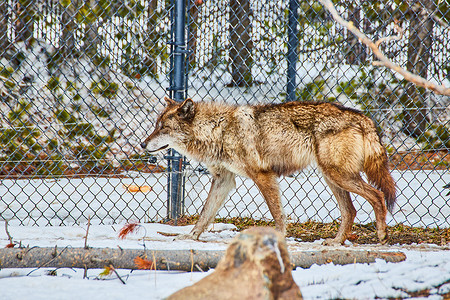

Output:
xmin=159 ymin=123 xmax=170 ymax=133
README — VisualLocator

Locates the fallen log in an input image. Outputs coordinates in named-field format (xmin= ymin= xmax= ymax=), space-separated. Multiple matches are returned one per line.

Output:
xmin=0 ymin=247 xmax=406 ymax=271
xmin=290 ymin=249 xmax=406 ymax=268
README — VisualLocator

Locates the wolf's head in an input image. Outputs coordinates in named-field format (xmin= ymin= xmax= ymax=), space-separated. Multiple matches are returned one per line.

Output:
xmin=140 ymin=97 xmax=195 ymax=152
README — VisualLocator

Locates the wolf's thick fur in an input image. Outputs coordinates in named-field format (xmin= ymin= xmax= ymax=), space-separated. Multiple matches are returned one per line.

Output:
xmin=141 ymin=97 xmax=396 ymax=245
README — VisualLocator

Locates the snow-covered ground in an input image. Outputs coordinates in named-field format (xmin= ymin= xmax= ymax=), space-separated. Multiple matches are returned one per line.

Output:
xmin=1 ymin=221 xmax=450 ymax=300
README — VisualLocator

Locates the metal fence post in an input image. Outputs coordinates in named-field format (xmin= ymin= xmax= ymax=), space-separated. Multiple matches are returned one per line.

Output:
xmin=286 ymin=0 xmax=299 ymax=102
xmin=166 ymin=0 xmax=188 ymax=223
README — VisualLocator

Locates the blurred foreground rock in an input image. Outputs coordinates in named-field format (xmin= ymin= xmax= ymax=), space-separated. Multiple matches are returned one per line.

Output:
xmin=168 ymin=227 xmax=302 ymax=300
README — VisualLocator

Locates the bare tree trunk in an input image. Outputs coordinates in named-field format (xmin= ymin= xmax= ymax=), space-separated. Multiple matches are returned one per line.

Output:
xmin=82 ymin=0 xmax=99 ymax=57
xmin=0 ymin=0 xmax=11 ymax=55
xmin=83 ymin=23 xmax=99 ymax=57
xmin=15 ymin=0 xmax=35 ymax=45
xmin=187 ymin=0 xmax=201 ymax=69
xmin=143 ymin=0 xmax=158 ymax=77
xmin=403 ymin=0 xmax=436 ymax=137
xmin=228 ymin=0 xmax=253 ymax=87
xmin=60 ymin=0 xmax=78 ymax=59
xmin=345 ymin=2 xmax=365 ymax=65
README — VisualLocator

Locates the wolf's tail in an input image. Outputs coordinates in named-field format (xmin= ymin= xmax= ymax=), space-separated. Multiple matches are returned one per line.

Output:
xmin=362 ymin=121 xmax=397 ymax=213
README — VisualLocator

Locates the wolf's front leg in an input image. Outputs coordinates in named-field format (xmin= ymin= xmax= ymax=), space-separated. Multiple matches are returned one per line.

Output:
xmin=181 ymin=168 xmax=236 ymax=240
xmin=250 ymin=171 xmax=286 ymax=236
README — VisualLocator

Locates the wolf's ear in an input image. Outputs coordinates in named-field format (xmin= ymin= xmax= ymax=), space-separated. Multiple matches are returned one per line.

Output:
xmin=177 ymin=98 xmax=195 ymax=120
xmin=164 ymin=96 xmax=176 ymax=106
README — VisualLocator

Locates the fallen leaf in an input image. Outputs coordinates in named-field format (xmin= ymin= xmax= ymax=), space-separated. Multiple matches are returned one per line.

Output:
xmin=134 ymin=256 xmax=154 ymax=270
xmin=123 ymin=184 xmax=151 ymax=193
xmin=99 ymin=266 xmax=113 ymax=277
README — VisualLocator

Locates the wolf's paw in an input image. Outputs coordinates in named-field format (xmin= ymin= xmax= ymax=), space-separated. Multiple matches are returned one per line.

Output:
xmin=378 ymin=234 xmax=389 ymax=245
xmin=376 ymin=228 xmax=389 ymax=244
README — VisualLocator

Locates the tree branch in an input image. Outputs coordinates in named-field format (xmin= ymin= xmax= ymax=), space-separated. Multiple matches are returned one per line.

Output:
xmin=4 ymin=220 xmax=14 ymax=246
xmin=374 ymin=21 xmax=403 ymax=48
xmin=109 ymin=264 xmax=126 ymax=285
xmin=84 ymin=216 xmax=91 ymax=249
xmin=318 ymin=0 xmax=450 ymax=96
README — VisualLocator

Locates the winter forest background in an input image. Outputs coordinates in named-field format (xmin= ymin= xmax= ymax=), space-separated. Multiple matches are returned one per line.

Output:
xmin=0 ymin=0 xmax=449 ymax=227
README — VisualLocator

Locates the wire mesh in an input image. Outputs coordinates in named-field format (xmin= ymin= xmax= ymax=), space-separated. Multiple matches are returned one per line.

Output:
xmin=0 ymin=0 xmax=449 ymax=228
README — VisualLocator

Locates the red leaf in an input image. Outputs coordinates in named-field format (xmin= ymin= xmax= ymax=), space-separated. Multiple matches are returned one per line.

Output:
xmin=118 ymin=222 xmax=140 ymax=239
xmin=134 ymin=256 xmax=153 ymax=270
xmin=348 ymin=233 xmax=359 ymax=242
xmin=5 ymin=243 xmax=16 ymax=248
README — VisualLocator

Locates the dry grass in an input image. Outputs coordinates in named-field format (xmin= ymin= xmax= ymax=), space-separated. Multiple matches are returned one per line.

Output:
xmin=161 ymin=216 xmax=450 ymax=246
xmin=389 ymin=150 xmax=449 ymax=170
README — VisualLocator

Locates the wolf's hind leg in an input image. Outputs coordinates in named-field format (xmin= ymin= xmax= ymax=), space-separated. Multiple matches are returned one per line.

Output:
xmin=316 ymin=133 xmax=388 ymax=244
xmin=322 ymin=177 xmax=356 ymax=245
xmin=187 ymin=168 xmax=236 ymax=240
xmin=249 ymin=171 xmax=286 ymax=236
xmin=346 ymin=178 xmax=388 ymax=243
xmin=323 ymin=171 xmax=388 ymax=244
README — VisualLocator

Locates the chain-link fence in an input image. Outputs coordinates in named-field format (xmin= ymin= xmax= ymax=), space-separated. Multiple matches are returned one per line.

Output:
xmin=0 ymin=0 xmax=448 ymax=228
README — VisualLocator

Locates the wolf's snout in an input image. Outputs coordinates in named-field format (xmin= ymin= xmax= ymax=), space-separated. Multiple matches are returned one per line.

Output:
xmin=140 ymin=142 xmax=147 ymax=149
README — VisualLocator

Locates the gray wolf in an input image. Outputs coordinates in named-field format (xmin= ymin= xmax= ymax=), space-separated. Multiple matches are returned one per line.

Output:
xmin=168 ymin=227 xmax=302 ymax=300
xmin=141 ymin=97 xmax=396 ymax=245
